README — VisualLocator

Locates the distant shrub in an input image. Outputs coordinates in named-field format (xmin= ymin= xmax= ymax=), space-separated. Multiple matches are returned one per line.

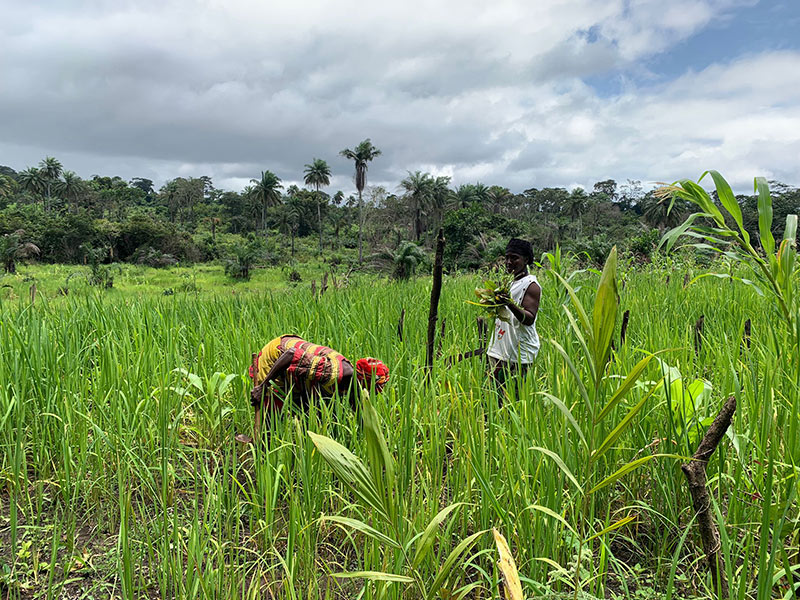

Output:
xmin=133 ymin=246 xmax=178 ymax=268
xmin=628 ymin=228 xmax=660 ymax=260
xmin=571 ymin=235 xmax=614 ymax=267
xmin=223 ymin=236 xmax=264 ymax=280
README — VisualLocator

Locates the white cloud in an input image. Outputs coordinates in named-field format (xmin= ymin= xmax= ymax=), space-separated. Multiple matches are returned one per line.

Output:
xmin=0 ymin=0 xmax=795 ymax=194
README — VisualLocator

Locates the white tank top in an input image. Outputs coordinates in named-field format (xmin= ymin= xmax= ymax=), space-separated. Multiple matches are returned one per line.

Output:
xmin=487 ymin=274 xmax=540 ymax=363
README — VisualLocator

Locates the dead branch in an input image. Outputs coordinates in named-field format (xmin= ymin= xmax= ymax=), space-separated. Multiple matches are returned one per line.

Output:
xmin=681 ymin=395 xmax=736 ymax=598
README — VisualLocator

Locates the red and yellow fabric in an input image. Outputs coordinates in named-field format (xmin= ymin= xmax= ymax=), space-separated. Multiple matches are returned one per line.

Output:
xmin=355 ymin=357 xmax=390 ymax=391
xmin=251 ymin=334 xmax=349 ymax=396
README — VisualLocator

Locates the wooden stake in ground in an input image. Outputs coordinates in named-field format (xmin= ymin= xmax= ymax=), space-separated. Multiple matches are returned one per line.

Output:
xmin=742 ymin=318 xmax=751 ymax=350
xmin=681 ymin=395 xmax=736 ymax=598
xmin=397 ymin=308 xmax=405 ymax=342
xmin=694 ymin=314 xmax=705 ymax=356
xmin=425 ymin=229 xmax=445 ymax=374
xmin=477 ymin=316 xmax=488 ymax=347
xmin=620 ymin=309 xmax=630 ymax=346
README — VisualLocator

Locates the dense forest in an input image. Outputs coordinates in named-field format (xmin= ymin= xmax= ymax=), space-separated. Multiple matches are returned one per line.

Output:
xmin=1 ymin=146 xmax=798 ymax=276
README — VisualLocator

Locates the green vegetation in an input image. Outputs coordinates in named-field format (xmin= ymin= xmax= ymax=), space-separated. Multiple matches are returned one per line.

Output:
xmin=0 ymin=245 xmax=797 ymax=598
xmin=0 ymin=171 xmax=797 ymax=598
xmin=3 ymin=155 xmax=798 ymax=277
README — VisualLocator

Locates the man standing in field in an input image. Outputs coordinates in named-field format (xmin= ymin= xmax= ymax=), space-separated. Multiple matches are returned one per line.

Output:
xmin=487 ymin=238 xmax=541 ymax=397
xmin=238 ymin=335 xmax=389 ymax=443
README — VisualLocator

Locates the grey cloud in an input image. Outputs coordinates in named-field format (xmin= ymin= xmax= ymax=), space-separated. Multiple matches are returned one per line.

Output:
xmin=0 ymin=0 xmax=796 ymax=196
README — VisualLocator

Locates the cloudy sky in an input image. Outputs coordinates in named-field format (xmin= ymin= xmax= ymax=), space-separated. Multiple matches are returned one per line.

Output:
xmin=1 ymin=0 xmax=798 ymax=195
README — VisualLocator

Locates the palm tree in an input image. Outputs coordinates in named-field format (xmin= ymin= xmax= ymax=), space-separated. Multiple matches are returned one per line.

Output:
xmin=339 ymin=139 xmax=381 ymax=263
xmin=641 ymin=193 xmax=684 ymax=232
xmin=303 ymin=158 xmax=332 ymax=255
xmin=18 ymin=167 xmax=46 ymax=201
xmin=39 ymin=156 xmax=63 ymax=212
xmin=277 ymin=197 xmax=305 ymax=258
xmin=370 ymin=241 xmax=426 ymax=280
xmin=400 ymin=171 xmax=433 ymax=242
xmin=565 ymin=188 xmax=588 ymax=234
xmin=429 ymin=175 xmax=452 ymax=233
xmin=203 ymin=216 xmax=222 ymax=241
xmin=250 ymin=171 xmax=283 ymax=240
xmin=487 ymin=185 xmax=514 ymax=213
xmin=55 ymin=171 xmax=86 ymax=212
xmin=328 ymin=206 xmax=349 ymax=248
xmin=0 ymin=230 xmax=40 ymax=274
xmin=454 ymin=183 xmax=489 ymax=208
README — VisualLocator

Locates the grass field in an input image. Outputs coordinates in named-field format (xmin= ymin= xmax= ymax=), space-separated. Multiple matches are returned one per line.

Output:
xmin=0 ymin=257 xmax=798 ymax=599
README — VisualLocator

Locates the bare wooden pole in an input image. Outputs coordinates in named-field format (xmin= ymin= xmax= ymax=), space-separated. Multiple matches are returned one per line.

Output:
xmin=620 ymin=309 xmax=630 ymax=346
xmin=425 ymin=229 xmax=445 ymax=373
xmin=477 ymin=316 xmax=488 ymax=347
xmin=681 ymin=395 xmax=736 ymax=598
xmin=743 ymin=318 xmax=751 ymax=350
xmin=694 ymin=314 xmax=705 ymax=356
xmin=397 ymin=308 xmax=405 ymax=342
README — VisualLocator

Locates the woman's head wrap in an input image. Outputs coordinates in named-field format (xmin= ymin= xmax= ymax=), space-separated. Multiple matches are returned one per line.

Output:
xmin=355 ymin=358 xmax=390 ymax=392
xmin=506 ymin=238 xmax=534 ymax=264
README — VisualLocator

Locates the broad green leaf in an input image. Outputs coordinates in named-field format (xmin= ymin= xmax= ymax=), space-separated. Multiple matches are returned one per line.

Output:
xmin=333 ymin=571 xmax=413 ymax=583
xmin=524 ymin=504 xmax=577 ymax=536
xmin=660 ymin=212 xmax=708 ymax=253
xmin=552 ymin=271 xmax=592 ymax=342
xmin=755 ymin=177 xmax=775 ymax=255
xmin=588 ymin=454 xmax=682 ymax=495
xmin=539 ymin=392 xmax=587 ymax=449
xmin=412 ymin=503 xmax=465 ymax=567
xmin=308 ymin=431 xmax=387 ymax=519
xmin=679 ymin=179 xmax=725 ymax=225
xmin=685 ymin=379 xmax=712 ymax=406
xmin=547 ymin=340 xmax=590 ymax=407
xmin=427 ymin=530 xmax=487 ymax=600
xmin=591 ymin=246 xmax=618 ymax=374
xmin=707 ymin=170 xmax=747 ymax=242
xmin=530 ymin=446 xmax=583 ymax=493
xmin=596 ymin=355 xmax=655 ymax=423
xmin=777 ymin=239 xmax=796 ymax=296
xmin=562 ymin=307 xmax=597 ymax=385
xmin=784 ymin=213 xmax=798 ymax=244
xmin=361 ymin=392 xmax=396 ymax=521
xmin=187 ymin=372 xmax=204 ymax=392
xmin=585 ymin=515 xmax=637 ymax=543
xmin=322 ymin=516 xmax=400 ymax=549
xmin=217 ymin=373 xmax=237 ymax=396
xmin=591 ymin=384 xmax=657 ymax=464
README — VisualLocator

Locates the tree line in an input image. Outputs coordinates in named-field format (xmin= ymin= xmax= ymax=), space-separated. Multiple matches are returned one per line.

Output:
xmin=0 ymin=142 xmax=798 ymax=276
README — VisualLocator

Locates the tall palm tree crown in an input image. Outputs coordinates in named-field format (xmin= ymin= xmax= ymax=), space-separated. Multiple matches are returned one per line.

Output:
xmin=303 ymin=158 xmax=332 ymax=254
xmin=55 ymin=171 xmax=86 ymax=211
xmin=39 ymin=156 xmax=63 ymax=211
xmin=18 ymin=167 xmax=47 ymax=199
xmin=400 ymin=171 xmax=433 ymax=242
xmin=339 ymin=139 xmax=381 ymax=262
xmin=250 ymin=170 xmax=283 ymax=237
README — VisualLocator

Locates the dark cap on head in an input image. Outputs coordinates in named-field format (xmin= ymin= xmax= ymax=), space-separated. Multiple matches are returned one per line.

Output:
xmin=506 ymin=238 xmax=533 ymax=264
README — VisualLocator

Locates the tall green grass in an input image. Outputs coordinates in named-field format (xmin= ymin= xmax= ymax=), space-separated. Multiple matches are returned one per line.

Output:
xmin=0 ymin=257 xmax=797 ymax=598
